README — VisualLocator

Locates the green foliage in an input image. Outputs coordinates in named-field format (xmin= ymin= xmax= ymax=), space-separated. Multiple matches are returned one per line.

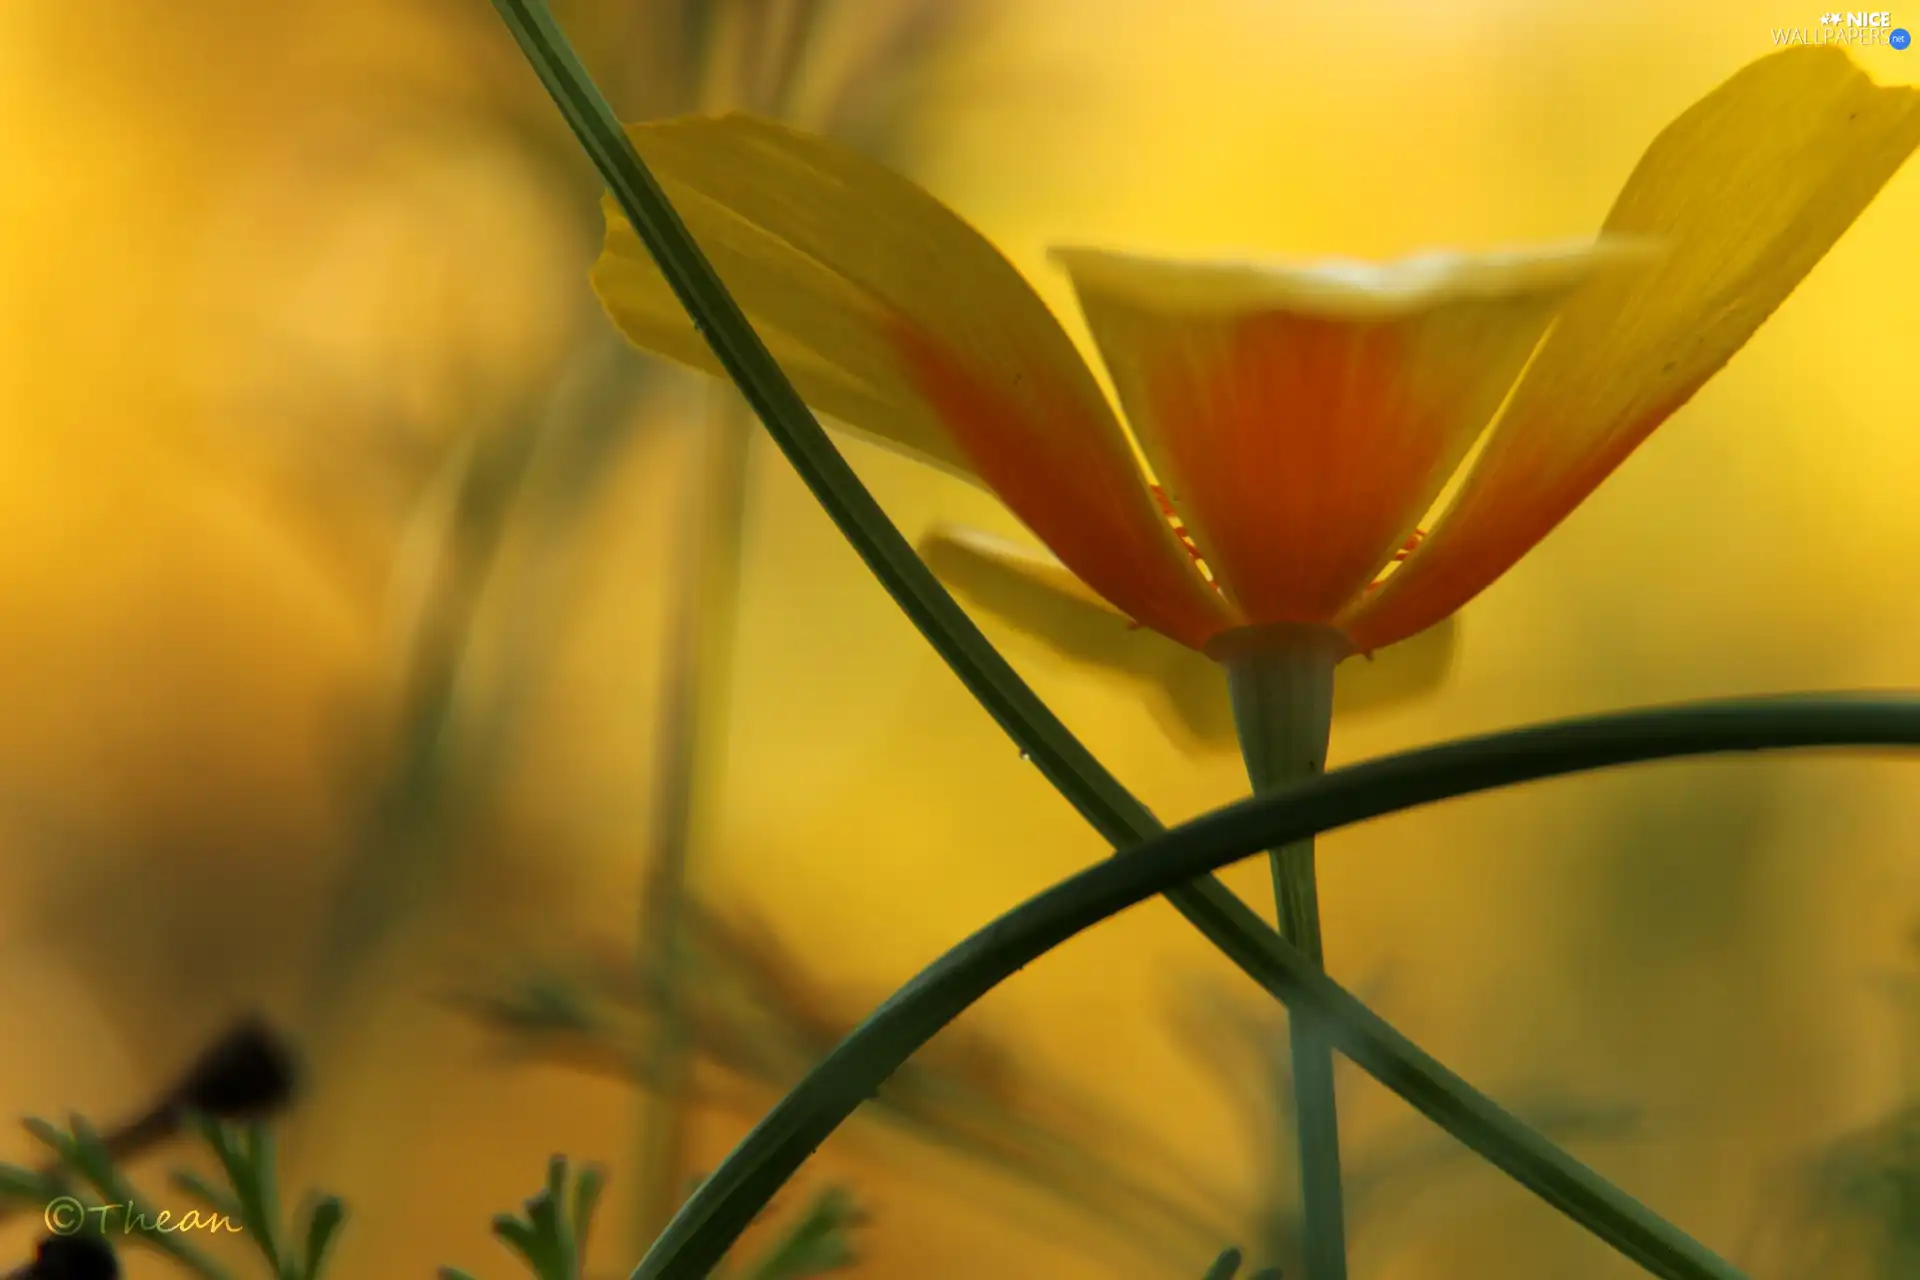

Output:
xmin=440 ymin=1155 xmax=606 ymax=1280
xmin=170 ymin=1116 xmax=348 ymax=1280
xmin=437 ymin=1159 xmax=864 ymax=1280
xmin=1201 ymin=1246 xmax=1245 ymax=1279
xmin=1197 ymin=1244 xmax=1284 ymax=1280
xmin=727 ymin=1185 xmax=865 ymax=1280
xmin=1749 ymin=927 xmax=1920 ymax=1277
xmin=0 ymin=1114 xmax=343 ymax=1280
xmin=0 ymin=1115 xmax=229 ymax=1278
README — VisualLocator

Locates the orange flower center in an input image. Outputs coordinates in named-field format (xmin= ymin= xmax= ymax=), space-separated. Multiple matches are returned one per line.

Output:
xmin=1150 ymin=482 xmax=1427 ymax=604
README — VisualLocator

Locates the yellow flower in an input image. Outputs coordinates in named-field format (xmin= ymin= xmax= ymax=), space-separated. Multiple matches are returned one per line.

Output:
xmin=592 ymin=47 xmax=1920 ymax=663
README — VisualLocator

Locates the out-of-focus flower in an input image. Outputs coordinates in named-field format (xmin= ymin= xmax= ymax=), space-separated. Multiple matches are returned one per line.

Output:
xmin=591 ymin=47 xmax=1920 ymax=666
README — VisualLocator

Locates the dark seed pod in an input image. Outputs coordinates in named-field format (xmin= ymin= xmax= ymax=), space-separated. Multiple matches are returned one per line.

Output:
xmin=20 ymin=1232 xmax=117 ymax=1280
xmin=167 ymin=1014 xmax=300 ymax=1121
xmin=96 ymin=1013 xmax=299 ymax=1165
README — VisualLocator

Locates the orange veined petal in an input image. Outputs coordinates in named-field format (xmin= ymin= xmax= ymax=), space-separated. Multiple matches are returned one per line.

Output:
xmin=886 ymin=321 xmax=1237 ymax=646
xmin=590 ymin=114 xmax=1232 ymax=647
xmin=1345 ymin=47 xmax=1920 ymax=652
xmin=1055 ymin=241 xmax=1648 ymax=632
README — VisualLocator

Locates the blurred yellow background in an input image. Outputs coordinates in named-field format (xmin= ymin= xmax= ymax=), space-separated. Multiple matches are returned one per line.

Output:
xmin=2 ymin=1 xmax=1917 ymax=1277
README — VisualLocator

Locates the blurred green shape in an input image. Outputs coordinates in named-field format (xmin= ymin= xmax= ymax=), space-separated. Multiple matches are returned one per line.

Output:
xmin=439 ymin=1158 xmax=863 ymax=1280
xmin=734 ymin=1184 xmax=862 ymax=1280
xmin=451 ymin=902 xmax=1234 ymax=1269
xmin=439 ymin=1159 xmax=867 ymax=1280
xmin=1750 ymin=929 xmax=1920 ymax=1278
xmin=328 ymin=0 xmax=994 ymax=1257
xmin=1201 ymin=1245 xmax=1245 ymax=1279
xmin=1170 ymin=973 xmax=1638 ymax=1276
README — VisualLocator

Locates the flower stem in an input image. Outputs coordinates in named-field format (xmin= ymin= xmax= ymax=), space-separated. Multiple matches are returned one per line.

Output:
xmin=1212 ymin=624 xmax=1349 ymax=1280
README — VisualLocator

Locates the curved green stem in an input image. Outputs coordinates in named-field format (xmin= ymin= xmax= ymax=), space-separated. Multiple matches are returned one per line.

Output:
xmin=633 ymin=693 xmax=1920 ymax=1280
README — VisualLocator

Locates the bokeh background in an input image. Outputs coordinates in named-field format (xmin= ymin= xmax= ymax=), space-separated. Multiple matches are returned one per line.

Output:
xmin=2 ymin=0 xmax=1918 ymax=1276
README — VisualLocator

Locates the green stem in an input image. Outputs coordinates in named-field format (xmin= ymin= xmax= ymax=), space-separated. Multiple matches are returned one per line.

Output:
xmin=631 ymin=692 xmax=1920 ymax=1280
xmin=305 ymin=420 xmax=538 ymax=1022
xmin=632 ymin=385 xmax=753 ymax=1249
xmin=1212 ymin=624 xmax=1348 ymax=1280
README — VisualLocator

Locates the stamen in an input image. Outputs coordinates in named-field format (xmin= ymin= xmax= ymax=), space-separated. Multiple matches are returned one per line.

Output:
xmin=1365 ymin=528 xmax=1428 ymax=591
xmin=1149 ymin=484 xmax=1223 ymax=593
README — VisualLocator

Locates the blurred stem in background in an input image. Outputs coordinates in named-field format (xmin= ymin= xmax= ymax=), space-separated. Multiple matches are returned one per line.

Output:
xmin=629 ymin=1 xmax=795 ymax=1248
xmin=1169 ymin=973 xmax=1638 ymax=1276
xmin=452 ymin=905 xmax=1239 ymax=1270
xmin=283 ymin=0 xmax=985 ymax=1262
xmin=292 ymin=322 xmax=655 ymax=1205
xmin=632 ymin=383 xmax=751 ymax=1249
xmin=1745 ymin=923 xmax=1920 ymax=1279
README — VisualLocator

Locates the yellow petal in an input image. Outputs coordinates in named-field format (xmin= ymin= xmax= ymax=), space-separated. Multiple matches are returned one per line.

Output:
xmin=920 ymin=522 xmax=1237 ymax=744
xmin=1345 ymin=48 xmax=1920 ymax=651
xmin=920 ymin=523 xmax=1132 ymax=622
xmin=1335 ymin=613 xmax=1459 ymax=716
xmin=592 ymin=114 xmax=1232 ymax=647
xmin=1055 ymin=241 xmax=1646 ymax=630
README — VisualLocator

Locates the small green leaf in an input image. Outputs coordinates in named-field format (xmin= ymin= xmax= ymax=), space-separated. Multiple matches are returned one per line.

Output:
xmin=522 ymin=1189 xmax=566 ymax=1276
xmin=0 ymin=1162 xmax=59 ymax=1201
xmin=492 ymin=1209 xmax=559 ymax=1278
xmin=301 ymin=1193 xmax=348 ymax=1279
xmin=568 ymin=1163 xmax=607 ymax=1264
xmin=24 ymin=1116 xmax=82 ymax=1166
xmin=1200 ymin=1246 xmax=1243 ymax=1280
xmin=197 ymin=1119 xmax=283 ymax=1273
xmin=171 ymin=1169 xmax=245 ymax=1224
xmin=744 ymin=1186 xmax=863 ymax=1279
